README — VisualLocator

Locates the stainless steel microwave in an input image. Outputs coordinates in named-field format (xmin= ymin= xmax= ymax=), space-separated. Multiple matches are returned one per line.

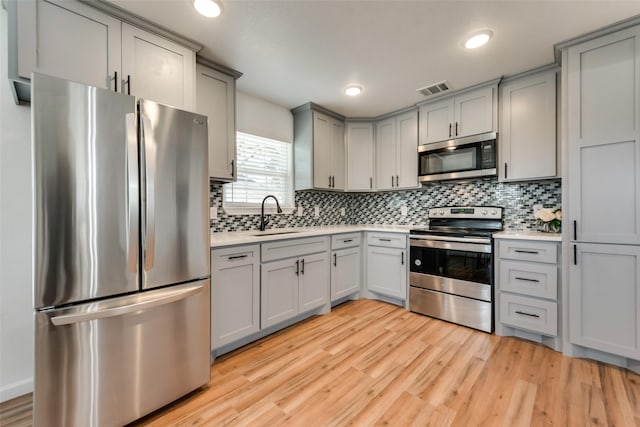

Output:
xmin=418 ymin=132 xmax=497 ymax=182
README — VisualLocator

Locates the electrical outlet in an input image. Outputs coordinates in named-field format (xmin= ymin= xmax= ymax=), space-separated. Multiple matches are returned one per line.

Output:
xmin=340 ymin=208 xmax=346 ymax=216
xmin=297 ymin=205 xmax=304 ymax=217
xmin=209 ymin=205 xmax=217 ymax=220
xmin=314 ymin=206 xmax=320 ymax=217
xmin=533 ymin=204 xmax=543 ymax=214
xmin=400 ymin=206 xmax=408 ymax=216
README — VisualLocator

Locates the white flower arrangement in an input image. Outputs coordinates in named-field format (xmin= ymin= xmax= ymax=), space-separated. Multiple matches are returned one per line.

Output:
xmin=535 ymin=207 xmax=561 ymax=232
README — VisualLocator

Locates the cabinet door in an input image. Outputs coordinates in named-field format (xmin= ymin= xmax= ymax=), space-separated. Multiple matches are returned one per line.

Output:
xmin=331 ymin=248 xmax=361 ymax=301
xmin=454 ymin=86 xmax=494 ymax=138
xmin=331 ymin=119 xmax=345 ymax=190
xmin=121 ymin=23 xmax=195 ymax=111
xmin=19 ymin=0 xmax=121 ymax=90
xmin=375 ymin=117 xmax=396 ymax=190
xmin=261 ymin=258 xmax=299 ymax=329
xmin=313 ymin=112 xmax=332 ymax=189
xmin=196 ymin=64 xmax=236 ymax=181
xmin=567 ymin=26 xmax=640 ymax=244
xmin=299 ymin=252 xmax=330 ymax=313
xmin=499 ymin=70 xmax=557 ymax=181
xmin=569 ymin=243 xmax=640 ymax=359
xmin=395 ymin=111 xmax=418 ymax=189
xmin=346 ymin=122 xmax=374 ymax=191
xmin=419 ymin=98 xmax=453 ymax=144
xmin=367 ymin=246 xmax=407 ymax=299
xmin=211 ymin=246 xmax=260 ymax=349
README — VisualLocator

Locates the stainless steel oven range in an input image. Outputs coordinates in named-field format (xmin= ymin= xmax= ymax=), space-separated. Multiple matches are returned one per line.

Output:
xmin=409 ymin=206 xmax=503 ymax=332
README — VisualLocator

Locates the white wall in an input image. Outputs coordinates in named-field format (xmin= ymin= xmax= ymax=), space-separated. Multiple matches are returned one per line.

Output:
xmin=0 ymin=8 xmax=34 ymax=401
xmin=236 ymin=90 xmax=293 ymax=143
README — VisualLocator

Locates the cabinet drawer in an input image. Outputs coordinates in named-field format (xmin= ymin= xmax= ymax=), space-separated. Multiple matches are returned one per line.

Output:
xmin=366 ymin=232 xmax=406 ymax=249
xmin=262 ymin=236 xmax=330 ymax=262
xmin=499 ymin=260 xmax=558 ymax=300
xmin=498 ymin=240 xmax=557 ymax=263
xmin=500 ymin=293 xmax=557 ymax=336
xmin=331 ymin=233 xmax=361 ymax=250
xmin=212 ymin=245 xmax=260 ymax=269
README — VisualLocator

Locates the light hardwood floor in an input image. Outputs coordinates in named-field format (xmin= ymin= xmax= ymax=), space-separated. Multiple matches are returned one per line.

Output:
xmin=2 ymin=299 xmax=639 ymax=426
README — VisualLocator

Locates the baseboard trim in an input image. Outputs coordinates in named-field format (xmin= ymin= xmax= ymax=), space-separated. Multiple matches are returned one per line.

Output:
xmin=0 ymin=378 xmax=33 ymax=403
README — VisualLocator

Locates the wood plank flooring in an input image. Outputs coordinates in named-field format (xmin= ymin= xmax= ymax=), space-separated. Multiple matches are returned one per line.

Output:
xmin=2 ymin=299 xmax=639 ymax=426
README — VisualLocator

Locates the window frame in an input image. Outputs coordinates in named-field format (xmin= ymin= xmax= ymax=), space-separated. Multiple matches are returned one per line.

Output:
xmin=222 ymin=131 xmax=295 ymax=215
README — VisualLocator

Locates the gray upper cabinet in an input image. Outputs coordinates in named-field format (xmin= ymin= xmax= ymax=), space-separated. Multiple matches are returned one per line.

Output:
xmin=567 ymin=25 xmax=640 ymax=245
xmin=10 ymin=0 xmax=196 ymax=109
xmin=419 ymin=84 xmax=497 ymax=145
xmin=499 ymin=69 xmax=557 ymax=182
xmin=345 ymin=122 xmax=375 ymax=191
xmin=293 ymin=104 xmax=346 ymax=191
xmin=375 ymin=110 xmax=418 ymax=191
xmin=14 ymin=0 xmax=121 ymax=91
xmin=196 ymin=64 xmax=237 ymax=181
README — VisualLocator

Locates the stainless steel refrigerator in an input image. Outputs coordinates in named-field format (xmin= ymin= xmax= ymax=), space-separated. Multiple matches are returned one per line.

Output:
xmin=31 ymin=73 xmax=211 ymax=427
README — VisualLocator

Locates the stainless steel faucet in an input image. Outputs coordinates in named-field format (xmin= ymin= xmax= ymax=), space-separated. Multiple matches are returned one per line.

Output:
xmin=260 ymin=195 xmax=283 ymax=231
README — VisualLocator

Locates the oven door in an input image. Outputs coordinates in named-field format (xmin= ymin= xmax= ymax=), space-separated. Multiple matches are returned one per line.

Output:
xmin=409 ymin=238 xmax=492 ymax=301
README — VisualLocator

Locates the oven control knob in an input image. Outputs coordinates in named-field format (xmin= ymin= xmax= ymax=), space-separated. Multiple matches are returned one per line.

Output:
xmin=439 ymin=209 xmax=445 ymax=215
xmin=481 ymin=209 xmax=488 ymax=215
xmin=491 ymin=209 xmax=497 ymax=215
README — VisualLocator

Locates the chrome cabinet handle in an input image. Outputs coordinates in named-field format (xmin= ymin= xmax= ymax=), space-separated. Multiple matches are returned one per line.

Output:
xmin=515 ymin=311 xmax=540 ymax=319
xmin=515 ymin=277 xmax=539 ymax=283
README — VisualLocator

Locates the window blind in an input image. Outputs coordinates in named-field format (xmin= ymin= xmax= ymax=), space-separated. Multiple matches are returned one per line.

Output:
xmin=223 ymin=132 xmax=293 ymax=208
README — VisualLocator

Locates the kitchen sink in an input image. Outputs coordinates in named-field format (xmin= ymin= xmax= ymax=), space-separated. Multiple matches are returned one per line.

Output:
xmin=249 ymin=230 xmax=302 ymax=236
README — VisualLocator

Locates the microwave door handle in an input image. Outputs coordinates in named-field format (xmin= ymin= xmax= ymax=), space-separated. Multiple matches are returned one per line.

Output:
xmin=125 ymin=113 xmax=139 ymax=273
xmin=141 ymin=114 xmax=156 ymax=272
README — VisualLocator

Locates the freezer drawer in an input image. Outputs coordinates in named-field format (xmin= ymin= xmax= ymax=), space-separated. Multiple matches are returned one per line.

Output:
xmin=34 ymin=280 xmax=211 ymax=427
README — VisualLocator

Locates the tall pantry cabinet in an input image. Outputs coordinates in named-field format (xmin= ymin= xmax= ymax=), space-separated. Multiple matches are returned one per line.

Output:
xmin=564 ymin=24 xmax=640 ymax=367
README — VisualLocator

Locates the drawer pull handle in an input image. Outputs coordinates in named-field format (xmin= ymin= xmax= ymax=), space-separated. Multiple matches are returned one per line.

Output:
xmin=343 ymin=239 xmax=353 ymax=243
xmin=379 ymin=238 xmax=392 ymax=242
xmin=514 ymin=250 xmax=539 ymax=254
xmin=515 ymin=277 xmax=540 ymax=283
xmin=333 ymin=253 xmax=337 ymax=267
xmin=228 ymin=254 xmax=248 ymax=260
xmin=515 ymin=311 xmax=540 ymax=318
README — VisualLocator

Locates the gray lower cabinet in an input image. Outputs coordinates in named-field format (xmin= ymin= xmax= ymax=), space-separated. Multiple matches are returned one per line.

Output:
xmin=330 ymin=233 xmax=362 ymax=301
xmin=569 ymin=243 xmax=640 ymax=360
xmin=261 ymin=236 xmax=330 ymax=329
xmin=210 ymin=245 xmax=260 ymax=350
xmin=495 ymin=238 xmax=561 ymax=350
xmin=365 ymin=232 xmax=407 ymax=300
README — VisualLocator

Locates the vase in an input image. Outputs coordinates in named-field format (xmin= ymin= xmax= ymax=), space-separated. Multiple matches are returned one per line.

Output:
xmin=539 ymin=222 xmax=561 ymax=233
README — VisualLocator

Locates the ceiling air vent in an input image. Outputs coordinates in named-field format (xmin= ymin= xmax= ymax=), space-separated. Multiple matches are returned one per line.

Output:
xmin=416 ymin=80 xmax=451 ymax=97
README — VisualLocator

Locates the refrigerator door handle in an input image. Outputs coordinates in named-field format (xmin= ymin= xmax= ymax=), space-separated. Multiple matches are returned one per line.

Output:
xmin=50 ymin=284 xmax=203 ymax=326
xmin=141 ymin=114 xmax=156 ymax=272
xmin=125 ymin=113 xmax=139 ymax=273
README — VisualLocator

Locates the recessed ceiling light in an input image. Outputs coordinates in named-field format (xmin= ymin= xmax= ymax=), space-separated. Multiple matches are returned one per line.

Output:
xmin=193 ymin=0 xmax=222 ymax=18
xmin=345 ymin=85 xmax=363 ymax=96
xmin=464 ymin=30 xmax=493 ymax=49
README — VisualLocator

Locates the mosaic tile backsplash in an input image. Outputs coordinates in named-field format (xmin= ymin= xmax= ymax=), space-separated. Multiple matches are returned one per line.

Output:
xmin=210 ymin=177 xmax=561 ymax=233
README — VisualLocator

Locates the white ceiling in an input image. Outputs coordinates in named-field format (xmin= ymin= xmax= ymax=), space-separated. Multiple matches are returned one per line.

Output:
xmin=108 ymin=0 xmax=640 ymax=117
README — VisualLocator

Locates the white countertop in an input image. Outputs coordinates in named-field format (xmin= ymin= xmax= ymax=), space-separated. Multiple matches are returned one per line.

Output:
xmin=493 ymin=230 xmax=562 ymax=242
xmin=210 ymin=225 xmax=413 ymax=248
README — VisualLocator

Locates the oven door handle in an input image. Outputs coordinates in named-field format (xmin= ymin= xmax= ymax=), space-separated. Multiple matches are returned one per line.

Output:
xmin=409 ymin=234 xmax=491 ymax=245
xmin=410 ymin=238 xmax=491 ymax=253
